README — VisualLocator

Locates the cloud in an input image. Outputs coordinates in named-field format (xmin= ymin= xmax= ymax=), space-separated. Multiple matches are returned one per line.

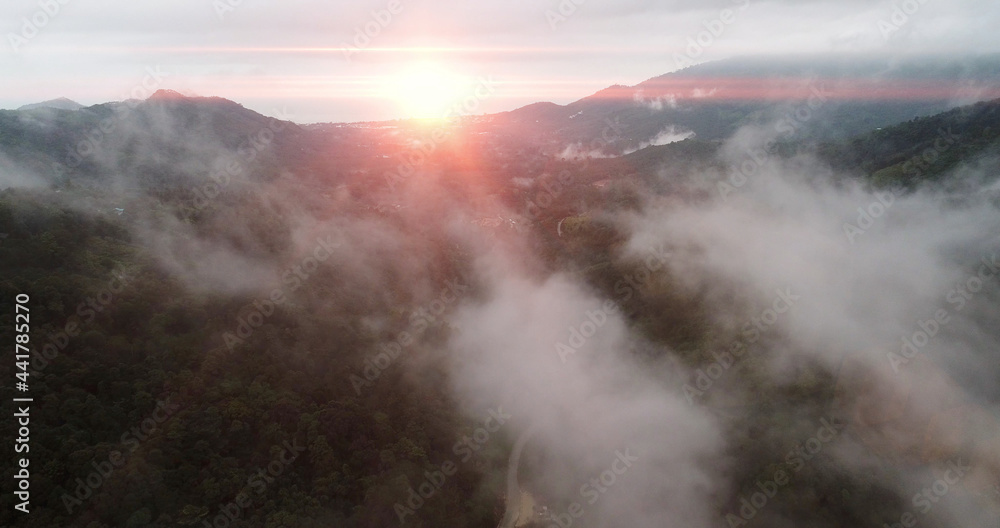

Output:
xmin=624 ymin=126 xmax=695 ymax=154
xmin=0 ymin=153 xmax=49 ymax=190
xmin=634 ymin=90 xmax=679 ymax=111
xmin=440 ymin=256 xmax=729 ymax=528
xmin=620 ymin=135 xmax=1000 ymax=524
xmin=557 ymin=142 xmax=617 ymax=160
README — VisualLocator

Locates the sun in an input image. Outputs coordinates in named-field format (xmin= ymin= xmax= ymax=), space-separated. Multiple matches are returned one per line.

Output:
xmin=385 ymin=63 xmax=473 ymax=120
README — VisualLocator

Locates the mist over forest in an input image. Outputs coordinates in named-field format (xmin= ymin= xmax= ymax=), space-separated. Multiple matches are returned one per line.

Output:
xmin=3 ymin=7 xmax=1000 ymax=525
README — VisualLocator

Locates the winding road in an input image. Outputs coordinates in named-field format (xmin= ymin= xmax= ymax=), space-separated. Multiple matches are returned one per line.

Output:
xmin=498 ymin=426 xmax=538 ymax=528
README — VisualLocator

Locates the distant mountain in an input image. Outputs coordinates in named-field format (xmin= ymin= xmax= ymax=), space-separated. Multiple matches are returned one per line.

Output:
xmin=17 ymin=97 xmax=84 ymax=111
xmin=4 ymin=56 xmax=1000 ymax=198
xmin=817 ymin=97 xmax=1000 ymax=188
xmin=567 ymin=96 xmax=1000 ymax=204
xmin=496 ymin=54 xmax=1000 ymax=155
xmin=0 ymin=90 xmax=317 ymax=197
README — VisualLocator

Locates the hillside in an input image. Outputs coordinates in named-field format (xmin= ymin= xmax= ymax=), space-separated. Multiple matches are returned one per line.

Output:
xmin=2 ymin=59 xmax=1000 ymax=528
xmin=493 ymin=54 xmax=1000 ymax=154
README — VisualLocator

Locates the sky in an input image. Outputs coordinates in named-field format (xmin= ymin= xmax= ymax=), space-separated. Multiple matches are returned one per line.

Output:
xmin=3 ymin=0 xmax=1000 ymax=123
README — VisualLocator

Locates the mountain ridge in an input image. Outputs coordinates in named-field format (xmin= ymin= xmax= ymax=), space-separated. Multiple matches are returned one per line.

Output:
xmin=17 ymin=97 xmax=84 ymax=112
